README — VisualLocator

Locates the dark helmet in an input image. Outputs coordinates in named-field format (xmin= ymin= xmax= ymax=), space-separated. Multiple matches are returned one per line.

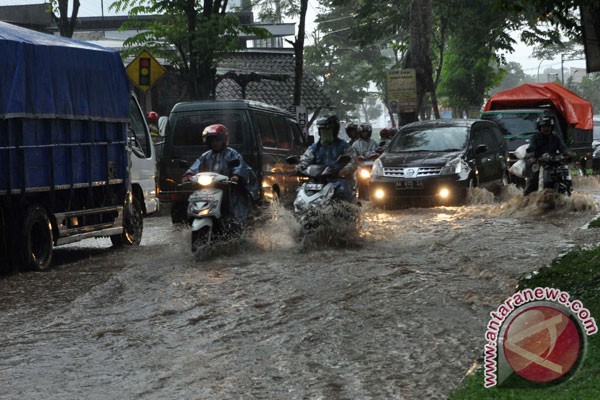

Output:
xmin=345 ymin=122 xmax=359 ymax=134
xmin=202 ymin=123 xmax=229 ymax=144
xmin=147 ymin=111 xmax=159 ymax=124
xmin=359 ymin=123 xmax=372 ymax=138
xmin=537 ymin=115 xmax=554 ymax=129
xmin=316 ymin=114 xmax=340 ymax=137
xmin=379 ymin=128 xmax=391 ymax=139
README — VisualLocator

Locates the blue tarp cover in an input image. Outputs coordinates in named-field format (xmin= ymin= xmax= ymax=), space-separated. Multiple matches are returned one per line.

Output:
xmin=0 ymin=21 xmax=130 ymax=121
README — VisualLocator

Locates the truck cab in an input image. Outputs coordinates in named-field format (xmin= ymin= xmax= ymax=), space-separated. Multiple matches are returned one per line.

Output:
xmin=128 ymin=95 xmax=159 ymax=215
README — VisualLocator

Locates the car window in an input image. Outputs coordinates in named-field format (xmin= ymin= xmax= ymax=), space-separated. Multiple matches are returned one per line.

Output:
xmin=491 ymin=126 xmax=505 ymax=147
xmin=272 ymin=116 xmax=292 ymax=149
xmin=172 ymin=112 xmax=244 ymax=146
xmin=482 ymin=112 xmax=540 ymax=137
xmin=255 ymin=113 xmax=277 ymax=148
xmin=128 ymin=98 xmax=151 ymax=157
xmin=389 ymin=126 xmax=467 ymax=152
xmin=290 ymin=120 xmax=305 ymax=146
xmin=482 ymin=128 xmax=498 ymax=150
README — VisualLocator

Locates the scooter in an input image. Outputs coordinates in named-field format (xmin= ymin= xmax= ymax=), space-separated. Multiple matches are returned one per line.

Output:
xmin=356 ymin=153 xmax=380 ymax=200
xmin=181 ymin=160 xmax=244 ymax=255
xmin=286 ymin=155 xmax=358 ymax=236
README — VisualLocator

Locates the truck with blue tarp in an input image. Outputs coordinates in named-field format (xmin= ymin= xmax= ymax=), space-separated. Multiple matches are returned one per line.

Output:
xmin=0 ymin=21 xmax=149 ymax=271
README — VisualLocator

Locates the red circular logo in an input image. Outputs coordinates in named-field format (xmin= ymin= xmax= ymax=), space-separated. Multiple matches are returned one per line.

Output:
xmin=503 ymin=306 xmax=581 ymax=383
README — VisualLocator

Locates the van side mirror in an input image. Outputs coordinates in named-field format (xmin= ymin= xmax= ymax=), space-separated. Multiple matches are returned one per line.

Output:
xmin=177 ymin=159 xmax=190 ymax=169
xmin=475 ymin=144 xmax=488 ymax=154
xmin=336 ymin=155 xmax=351 ymax=164
xmin=286 ymin=155 xmax=300 ymax=165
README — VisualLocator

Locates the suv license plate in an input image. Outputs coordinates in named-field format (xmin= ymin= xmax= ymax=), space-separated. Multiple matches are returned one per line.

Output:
xmin=396 ymin=180 xmax=424 ymax=189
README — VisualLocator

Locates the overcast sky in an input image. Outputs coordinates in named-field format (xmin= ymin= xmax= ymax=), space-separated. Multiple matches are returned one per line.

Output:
xmin=5 ymin=0 xmax=586 ymax=75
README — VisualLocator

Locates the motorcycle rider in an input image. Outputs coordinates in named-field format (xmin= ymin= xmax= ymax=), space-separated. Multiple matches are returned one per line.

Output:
xmin=523 ymin=116 xmax=570 ymax=196
xmin=182 ymin=124 xmax=258 ymax=224
xmin=352 ymin=123 xmax=379 ymax=158
xmin=297 ymin=114 xmax=357 ymax=202
xmin=345 ymin=122 xmax=360 ymax=145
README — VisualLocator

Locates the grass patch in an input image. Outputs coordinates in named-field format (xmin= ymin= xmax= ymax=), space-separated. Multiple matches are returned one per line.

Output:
xmin=588 ymin=217 xmax=600 ymax=229
xmin=450 ymin=246 xmax=600 ymax=399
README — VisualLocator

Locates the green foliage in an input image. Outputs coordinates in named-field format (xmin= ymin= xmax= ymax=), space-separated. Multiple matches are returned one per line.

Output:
xmin=437 ymin=0 xmax=509 ymax=115
xmin=494 ymin=0 xmax=599 ymax=48
xmin=109 ymin=0 xmax=269 ymax=99
xmin=568 ymin=73 xmax=600 ymax=116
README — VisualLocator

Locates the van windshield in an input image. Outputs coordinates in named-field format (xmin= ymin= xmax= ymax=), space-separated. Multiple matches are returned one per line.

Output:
xmin=172 ymin=112 xmax=244 ymax=146
xmin=482 ymin=113 xmax=540 ymax=137
xmin=389 ymin=126 xmax=467 ymax=153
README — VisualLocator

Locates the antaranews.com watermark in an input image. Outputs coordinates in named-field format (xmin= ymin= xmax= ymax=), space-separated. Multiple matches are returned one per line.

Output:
xmin=484 ymin=287 xmax=597 ymax=388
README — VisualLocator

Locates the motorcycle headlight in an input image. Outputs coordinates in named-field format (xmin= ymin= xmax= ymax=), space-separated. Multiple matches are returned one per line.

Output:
xmin=440 ymin=158 xmax=463 ymax=175
xmin=359 ymin=168 xmax=371 ymax=180
xmin=371 ymin=159 xmax=383 ymax=178
xmin=197 ymin=175 xmax=213 ymax=186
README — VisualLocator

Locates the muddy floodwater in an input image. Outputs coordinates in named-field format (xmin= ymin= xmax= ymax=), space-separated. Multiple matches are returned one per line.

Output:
xmin=3 ymin=179 xmax=600 ymax=399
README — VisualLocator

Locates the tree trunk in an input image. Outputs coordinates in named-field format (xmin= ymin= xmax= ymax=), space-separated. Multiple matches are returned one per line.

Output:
xmin=293 ymin=0 xmax=309 ymax=106
xmin=57 ymin=0 xmax=80 ymax=38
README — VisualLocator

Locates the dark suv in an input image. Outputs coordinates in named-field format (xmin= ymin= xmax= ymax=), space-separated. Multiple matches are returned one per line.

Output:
xmin=369 ymin=119 xmax=507 ymax=207
xmin=158 ymin=100 xmax=307 ymax=222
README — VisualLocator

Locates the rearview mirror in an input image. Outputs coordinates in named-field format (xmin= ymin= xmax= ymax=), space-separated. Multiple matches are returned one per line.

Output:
xmin=176 ymin=159 xmax=190 ymax=169
xmin=286 ymin=155 xmax=301 ymax=165
xmin=475 ymin=144 xmax=488 ymax=154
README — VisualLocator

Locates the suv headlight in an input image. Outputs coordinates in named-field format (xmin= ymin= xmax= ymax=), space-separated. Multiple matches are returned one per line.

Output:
xmin=440 ymin=158 xmax=463 ymax=175
xmin=371 ymin=159 xmax=384 ymax=178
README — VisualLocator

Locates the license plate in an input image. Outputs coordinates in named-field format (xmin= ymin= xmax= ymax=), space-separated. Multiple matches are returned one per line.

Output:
xmin=305 ymin=183 xmax=323 ymax=191
xmin=396 ymin=180 xmax=424 ymax=189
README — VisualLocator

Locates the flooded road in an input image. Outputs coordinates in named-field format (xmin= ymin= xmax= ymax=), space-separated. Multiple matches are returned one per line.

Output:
xmin=2 ymin=180 xmax=600 ymax=399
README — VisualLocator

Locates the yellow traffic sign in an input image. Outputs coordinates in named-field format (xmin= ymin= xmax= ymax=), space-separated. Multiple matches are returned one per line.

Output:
xmin=126 ymin=50 xmax=166 ymax=92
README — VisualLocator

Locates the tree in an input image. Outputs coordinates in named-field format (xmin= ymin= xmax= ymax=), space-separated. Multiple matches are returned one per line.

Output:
xmin=51 ymin=0 xmax=81 ymax=38
xmin=110 ymin=0 xmax=268 ymax=100
xmin=255 ymin=0 xmax=309 ymax=106
xmin=436 ymin=0 xmax=514 ymax=116
xmin=488 ymin=62 xmax=534 ymax=95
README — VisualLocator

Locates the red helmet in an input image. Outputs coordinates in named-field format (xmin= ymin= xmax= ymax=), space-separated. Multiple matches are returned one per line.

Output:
xmin=147 ymin=111 xmax=159 ymax=124
xmin=202 ymin=124 xmax=229 ymax=144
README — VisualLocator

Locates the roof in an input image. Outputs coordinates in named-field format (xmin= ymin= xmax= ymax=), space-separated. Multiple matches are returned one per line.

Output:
xmin=0 ymin=4 xmax=55 ymax=31
xmin=171 ymin=100 xmax=293 ymax=116
xmin=216 ymin=51 xmax=332 ymax=111
xmin=400 ymin=119 xmax=486 ymax=130
xmin=483 ymin=82 xmax=593 ymax=130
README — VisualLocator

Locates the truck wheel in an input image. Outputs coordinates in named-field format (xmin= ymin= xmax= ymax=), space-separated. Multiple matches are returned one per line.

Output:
xmin=111 ymin=198 xmax=143 ymax=247
xmin=19 ymin=206 xmax=53 ymax=271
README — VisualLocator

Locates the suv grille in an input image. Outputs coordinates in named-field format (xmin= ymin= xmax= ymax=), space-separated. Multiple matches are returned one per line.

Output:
xmin=383 ymin=167 xmax=442 ymax=178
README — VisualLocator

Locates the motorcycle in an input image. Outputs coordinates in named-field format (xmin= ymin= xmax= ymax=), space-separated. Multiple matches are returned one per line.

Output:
xmin=356 ymin=153 xmax=380 ymax=200
xmin=535 ymin=152 xmax=572 ymax=196
xmin=286 ymin=155 xmax=358 ymax=237
xmin=510 ymin=144 xmax=572 ymax=196
xmin=180 ymin=159 xmax=245 ymax=256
